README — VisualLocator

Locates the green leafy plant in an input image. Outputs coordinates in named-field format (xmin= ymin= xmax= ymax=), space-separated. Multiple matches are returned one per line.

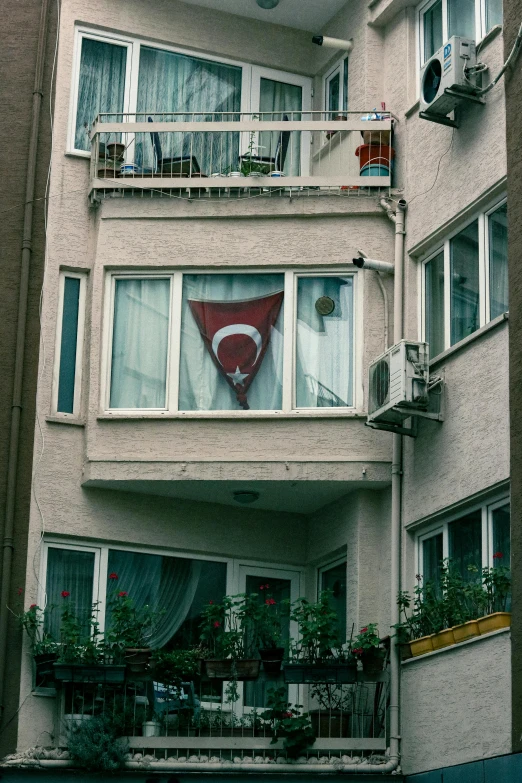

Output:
xmin=351 ymin=624 xmax=381 ymax=656
xmin=483 ymin=559 xmax=511 ymax=613
xmin=17 ymin=604 xmax=59 ymax=657
xmin=199 ymin=594 xmax=258 ymax=660
xmin=67 ymin=713 xmax=129 ymax=772
xmin=104 ymin=585 xmax=164 ymax=657
xmin=240 ymin=115 xmax=271 ymax=176
xmin=151 ymin=648 xmax=200 ymax=688
xmin=261 ymin=687 xmax=316 ymax=758
xmin=288 ymin=590 xmax=341 ymax=663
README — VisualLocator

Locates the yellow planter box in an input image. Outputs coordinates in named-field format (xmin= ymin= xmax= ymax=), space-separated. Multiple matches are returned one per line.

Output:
xmin=431 ymin=628 xmax=456 ymax=650
xmin=452 ymin=620 xmax=480 ymax=643
xmin=477 ymin=612 xmax=511 ymax=635
xmin=409 ymin=635 xmax=434 ymax=657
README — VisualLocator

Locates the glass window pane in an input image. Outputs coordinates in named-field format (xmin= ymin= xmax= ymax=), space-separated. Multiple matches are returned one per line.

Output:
xmin=110 ymin=279 xmax=170 ymax=409
xmin=486 ymin=0 xmax=502 ymax=30
xmin=489 ymin=203 xmax=508 ymax=319
xmin=449 ymin=510 xmax=482 ymax=581
xmin=422 ymin=533 xmax=443 ymax=593
xmin=136 ymin=46 xmax=242 ymax=175
xmin=57 ymin=277 xmax=81 ymax=414
xmin=423 ymin=0 xmax=443 ymax=62
xmin=296 ymin=277 xmax=354 ymax=408
xmin=448 ymin=0 xmax=475 ymax=38
xmin=328 ymin=72 xmax=340 ymax=113
xmin=343 ymin=58 xmax=349 ymax=112
xmin=259 ymin=78 xmax=302 ymax=177
xmin=320 ymin=562 xmax=347 ymax=641
xmin=75 ymin=38 xmax=127 ymax=151
xmin=179 ymin=274 xmax=284 ymax=411
xmin=450 ymin=220 xmax=480 ymax=345
xmin=425 ymin=252 xmax=445 ymax=358
xmin=106 ymin=550 xmax=227 ymax=649
xmin=492 ymin=503 xmax=510 ymax=565
xmin=45 ymin=548 xmax=95 ymax=640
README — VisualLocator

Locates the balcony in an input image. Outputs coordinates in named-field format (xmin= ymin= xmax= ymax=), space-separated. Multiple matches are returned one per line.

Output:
xmin=49 ymin=669 xmax=390 ymax=772
xmin=89 ymin=112 xmax=394 ymax=202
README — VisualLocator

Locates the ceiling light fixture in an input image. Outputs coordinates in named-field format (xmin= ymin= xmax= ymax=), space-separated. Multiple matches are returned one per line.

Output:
xmin=256 ymin=0 xmax=280 ymax=9
xmin=233 ymin=490 xmax=260 ymax=504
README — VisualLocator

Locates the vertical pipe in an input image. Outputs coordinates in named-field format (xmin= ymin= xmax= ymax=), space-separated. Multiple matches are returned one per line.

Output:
xmin=0 ymin=0 xmax=51 ymax=721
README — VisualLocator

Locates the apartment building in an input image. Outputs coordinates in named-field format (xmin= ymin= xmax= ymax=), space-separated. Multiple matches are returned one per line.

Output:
xmin=0 ymin=0 xmax=517 ymax=780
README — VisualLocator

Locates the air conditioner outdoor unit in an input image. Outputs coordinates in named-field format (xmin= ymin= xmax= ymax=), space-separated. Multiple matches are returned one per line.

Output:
xmin=420 ymin=37 xmax=477 ymax=116
xmin=368 ymin=341 xmax=429 ymax=426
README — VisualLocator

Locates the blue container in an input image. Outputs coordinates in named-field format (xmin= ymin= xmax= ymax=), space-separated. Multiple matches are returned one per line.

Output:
xmin=360 ymin=163 xmax=390 ymax=177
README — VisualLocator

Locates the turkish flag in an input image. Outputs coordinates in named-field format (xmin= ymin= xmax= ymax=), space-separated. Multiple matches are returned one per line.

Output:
xmin=188 ymin=291 xmax=284 ymax=409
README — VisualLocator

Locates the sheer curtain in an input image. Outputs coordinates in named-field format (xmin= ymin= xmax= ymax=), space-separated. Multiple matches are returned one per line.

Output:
xmin=45 ymin=548 xmax=95 ymax=640
xmin=489 ymin=202 xmax=508 ymax=319
xmin=75 ymin=38 xmax=127 ymax=151
xmin=448 ymin=0 xmax=475 ymax=39
xmin=425 ymin=251 xmax=445 ymax=358
xmin=296 ymin=277 xmax=353 ymax=408
xmin=259 ymin=78 xmax=302 ymax=176
xmin=106 ymin=551 xmax=202 ymax=649
xmin=179 ymin=274 xmax=284 ymax=411
xmin=110 ymin=279 xmax=170 ymax=409
xmin=450 ymin=220 xmax=479 ymax=345
xmin=136 ymin=46 xmax=242 ymax=174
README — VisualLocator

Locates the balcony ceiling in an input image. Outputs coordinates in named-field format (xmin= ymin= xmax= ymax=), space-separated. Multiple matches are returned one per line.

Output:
xmin=179 ymin=0 xmax=349 ymax=32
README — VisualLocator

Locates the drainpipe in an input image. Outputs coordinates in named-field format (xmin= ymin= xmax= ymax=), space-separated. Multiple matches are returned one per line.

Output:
xmin=381 ymin=196 xmax=407 ymax=774
xmin=0 ymin=0 xmax=51 ymax=721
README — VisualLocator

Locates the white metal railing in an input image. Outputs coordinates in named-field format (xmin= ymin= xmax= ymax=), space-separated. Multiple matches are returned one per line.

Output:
xmin=89 ymin=112 xmax=394 ymax=199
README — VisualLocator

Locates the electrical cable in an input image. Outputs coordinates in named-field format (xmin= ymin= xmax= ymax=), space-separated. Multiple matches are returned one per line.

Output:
xmin=464 ymin=20 xmax=522 ymax=95
xmin=407 ymin=128 xmax=454 ymax=206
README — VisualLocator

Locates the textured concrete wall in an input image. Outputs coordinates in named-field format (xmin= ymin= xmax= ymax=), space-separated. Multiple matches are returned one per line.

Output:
xmin=401 ymin=632 xmax=511 ymax=775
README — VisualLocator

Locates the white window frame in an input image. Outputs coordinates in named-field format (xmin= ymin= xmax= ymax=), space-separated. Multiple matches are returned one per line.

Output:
xmin=420 ymin=196 xmax=507 ymax=357
xmin=323 ymin=57 xmax=349 ymax=115
xmin=68 ymin=26 xmax=311 ymax=170
xmin=101 ymin=268 xmax=362 ymax=417
xmin=415 ymin=494 xmax=510 ymax=581
xmin=417 ymin=0 xmax=501 ymax=72
xmin=51 ymin=270 xmax=87 ymax=419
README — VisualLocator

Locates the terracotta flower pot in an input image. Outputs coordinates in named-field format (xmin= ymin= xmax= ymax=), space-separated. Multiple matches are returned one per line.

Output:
xmin=259 ymin=647 xmax=285 ymax=675
xmin=203 ymin=659 xmax=260 ymax=680
xmin=431 ymin=628 xmax=455 ymax=650
xmin=452 ymin=620 xmax=480 ymax=643
xmin=477 ymin=612 xmax=511 ymax=635
xmin=360 ymin=647 xmax=386 ymax=675
xmin=409 ymin=635 xmax=434 ymax=657
xmin=124 ymin=647 xmax=152 ymax=674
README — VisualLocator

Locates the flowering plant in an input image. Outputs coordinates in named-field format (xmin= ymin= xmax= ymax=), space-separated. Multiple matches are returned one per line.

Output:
xmin=351 ymin=624 xmax=381 ymax=655
xmin=288 ymin=590 xmax=342 ymax=663
xmin=199 ymin=594 xmax=254 ymax=659
xmin=104 ymin=579 xmax=163 ymax=655
xmin=17 ymin=604 xmax=59 ymax=657
xmin=261 ymin=686 xmax=316 ymax=758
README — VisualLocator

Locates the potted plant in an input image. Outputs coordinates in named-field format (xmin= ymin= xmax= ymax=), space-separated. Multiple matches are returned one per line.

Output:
xmin=477 ymin=558 xmax=511 ymax=633
xmin=241 ymin=588 xmax=288 ymax=675
xmin=199 ymin=594 xmax=260 ymax=682
xmin=284 ymin=591 xmax=356 ymax=684
xmin=352 ymin=624 xmax=386 ymax=675
xmin=261 ymin=686 xmax=316 ymax=758
xmin=18 ymin=603 xmax=59 ymax=681
xmin=67 ymin=712 xmax=129 ymax=771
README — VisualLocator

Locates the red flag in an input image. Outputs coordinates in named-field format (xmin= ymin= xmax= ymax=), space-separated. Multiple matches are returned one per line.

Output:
xmin=188 ymin=291 xmax=284 ymax=409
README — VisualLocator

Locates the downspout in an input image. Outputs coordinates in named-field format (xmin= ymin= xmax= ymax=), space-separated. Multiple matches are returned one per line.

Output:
xmin=381 ymin=196 xmax=407 ymax=774
xmin=0 ymin=0 xmax=51 ymax=721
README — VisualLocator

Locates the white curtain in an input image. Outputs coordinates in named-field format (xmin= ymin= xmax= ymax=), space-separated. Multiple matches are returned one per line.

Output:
xmin=75 ymin=38 xmax=127 ymax=151
xmin=45 ymin=548 xmax=95 ymax=640
xmin=296 ymin=277 xmax=354 ymax=408
xmin=425 ymin=251 xmax=445 ymax=359
xmin=135 ymin=46 xmax=242 ymax=174
xmin=448 ymin=0 xmax=475 ymax=38
xmin=450 ymin=220 xmax=480 ymax=345
xmin=106 ymin=551 xmax=202 ymax=649
xmin=259 ymin=77 xmax=302 ymax=176
xmin=110 ymin=279 xmax=170 ymax=409
xmin=489 ymin=202 xmax=508 ymax=319
xmin=179 ymin=274 xmax=284 ymax=411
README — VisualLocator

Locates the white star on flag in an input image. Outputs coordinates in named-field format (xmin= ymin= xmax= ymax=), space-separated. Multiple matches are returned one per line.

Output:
xmin=227 ymin=366 xmax=249 ymax=385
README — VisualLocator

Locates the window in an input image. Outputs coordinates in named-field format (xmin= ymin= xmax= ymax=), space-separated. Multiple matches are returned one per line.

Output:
xmin=69 ymin=28 xmax=311 ymax=173
xmin=324 ymin=57 xmax=349 ymax=114
xmin=52 ymin=271 xmax=87 ymax=417
xmin=103 ymin=271 xmax=358 ymax=414
xmin=319 ymin=559 xmax=347 ymax=641
xmin=42 ymin=542 xmax=227 ymax=651
xmin=418 ymin=0 xmax=502 ymax=65
xmin=416 ymin=496 xmax=510 ymax=586
xmin=422 ymin=199 xmax=507 ymax=358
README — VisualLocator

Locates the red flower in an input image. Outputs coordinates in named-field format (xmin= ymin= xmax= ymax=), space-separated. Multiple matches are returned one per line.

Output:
xmin=109 ymin=572 xmax=118 ymax=580
xmin=265 ymin=584 xmax=270 ymax=589
xmin=213 ymin=621 xmax=221 ymax=628
xmin=209 ymin=600 xmax=214 ymax=604
xmin=493 ymin=552 xmax=504 ymax=559
xmin=360 ymin=627 xmax=368 ymax=633
xmin=259 ymin=585 xmax=265 ymax=590
xmin=283 ymin=711 xmax=293 ymax=719
xmin=352 ymin=647 xmax=363 ymax=655
xmin=61 ymin=591 xmax=70 ymax=598
xmin=29 ymin=604 xmax=37 ymax=609
xmin=265 ymin=598 xmax=276 ymax=606
xmin=17 ymin=588 xmax=23 ymax=596
xmin=118 ymin=591 xmax=128 ymax=597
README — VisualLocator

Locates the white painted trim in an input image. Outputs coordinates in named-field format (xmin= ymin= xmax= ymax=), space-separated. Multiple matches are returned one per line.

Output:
xmin=51 ymin=271 xmax=87 ymax=418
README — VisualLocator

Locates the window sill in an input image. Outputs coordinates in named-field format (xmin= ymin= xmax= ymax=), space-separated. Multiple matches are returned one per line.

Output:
xmin=477 ymin=24 xmax=502 ymax=53
xmin=65 ymin=150 xmax=90 ymax=159
xmin=32 ymin=687 xmax=57 ymax=697
xmin=46 ymin=415 xmax=85 ymax=427
xmin=401 ymin=626 xmax=509 ymax=665
xmin=405 ymin=99 xmax=420 ymax=119
xmin=97 ymin=410 xmax=367 ymax=421
xmin=429 ymin=312 xmax=508 ymax=368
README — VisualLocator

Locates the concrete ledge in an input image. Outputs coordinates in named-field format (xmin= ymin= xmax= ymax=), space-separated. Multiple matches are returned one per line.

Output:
xmin=402 ymin=626 xmax=510 ymax=665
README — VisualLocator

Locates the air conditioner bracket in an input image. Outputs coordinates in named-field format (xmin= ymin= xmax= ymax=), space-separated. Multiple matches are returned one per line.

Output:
xmin=419 ymin=108 xmax=460 ymax=128
xmin=365 ymin=419 xmax=418 ymax=437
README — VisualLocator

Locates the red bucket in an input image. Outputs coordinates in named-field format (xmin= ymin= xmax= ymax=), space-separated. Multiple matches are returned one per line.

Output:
xmin=355 ymin=144 xmax=395 ymax=171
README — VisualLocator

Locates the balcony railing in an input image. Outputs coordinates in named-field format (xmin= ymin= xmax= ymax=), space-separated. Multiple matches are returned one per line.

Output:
xmin=56 ymin=669 xmax=389 ymax=769
xmin=89 ymin=112 xmax=394 ymax=200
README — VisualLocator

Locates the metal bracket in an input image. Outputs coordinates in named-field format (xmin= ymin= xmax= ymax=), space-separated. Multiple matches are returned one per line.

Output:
xmin=444 ymin=87 xmax=485 ymax=105
xmin=365 ymin=420 xmax=417 ymax=438
xmin=419 ymin=109 xmax=460 ymax=128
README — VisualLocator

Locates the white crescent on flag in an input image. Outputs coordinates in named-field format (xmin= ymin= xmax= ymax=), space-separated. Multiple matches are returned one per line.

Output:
xmin=211 ymin=324 xmax=263 ymax=366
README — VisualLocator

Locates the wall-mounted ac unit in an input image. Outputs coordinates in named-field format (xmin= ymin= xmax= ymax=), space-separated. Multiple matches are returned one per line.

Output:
xmin=368 ymin=341 xmax=429 ymax=426
xmin=420 ymin=37 xmax=477 ymax=117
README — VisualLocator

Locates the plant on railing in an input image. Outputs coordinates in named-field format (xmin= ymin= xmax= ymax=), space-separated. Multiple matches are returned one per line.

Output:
xmin=67 ymin=713 xmax=129 ymax=772
xmin=261 ymin=686 xmax=316 ymax=758
xmin=240 ymin=115 xmax=271 ymax=176
xmin=57 ymin=594 xmax=102 ymax=664
xmin=288 ymin=590 xmax=341 ymax=663
xmin=151 ymin=647 xmax=200 ymax=688
xmin=104 ymin=579 xmax=164 ymax=661
xmin=483 ymin=558 xmax=511 ymax=614
xmin=351 ymin=624 xmax=386 ymax=675
xmin=18 ymin=604 xmax=59 ymax=658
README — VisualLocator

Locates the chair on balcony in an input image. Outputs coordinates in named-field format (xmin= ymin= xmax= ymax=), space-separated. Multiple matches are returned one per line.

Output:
xmin=239 ymin=114 xmax=291 ymax=174
xmin=152 ymin=680 xmax=201 ymax=727
xmin=148 ymin=116 xmax=200 ymax=176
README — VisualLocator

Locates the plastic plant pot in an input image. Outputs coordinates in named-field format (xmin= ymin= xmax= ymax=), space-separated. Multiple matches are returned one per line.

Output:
xmin=477 ymin=612 xmax=511 ymax=634
xmin=452 ymin=620 xmax=480 ymax=643
xmin=431 ymin=628 xmax=456 ymax=650
xmin=409 ymin=635 xmax=434 ymax=657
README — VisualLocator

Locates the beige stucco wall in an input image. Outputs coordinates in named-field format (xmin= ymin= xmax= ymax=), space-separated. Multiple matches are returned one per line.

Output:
xmin=401 ymin=631 xmax=512 ymax=774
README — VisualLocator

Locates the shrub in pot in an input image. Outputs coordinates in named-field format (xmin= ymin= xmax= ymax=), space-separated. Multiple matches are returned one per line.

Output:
xmin=261 ymin=686 xmax=316 ymax=758
xmin=352 ymin=624 xmax=386 ymax=675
